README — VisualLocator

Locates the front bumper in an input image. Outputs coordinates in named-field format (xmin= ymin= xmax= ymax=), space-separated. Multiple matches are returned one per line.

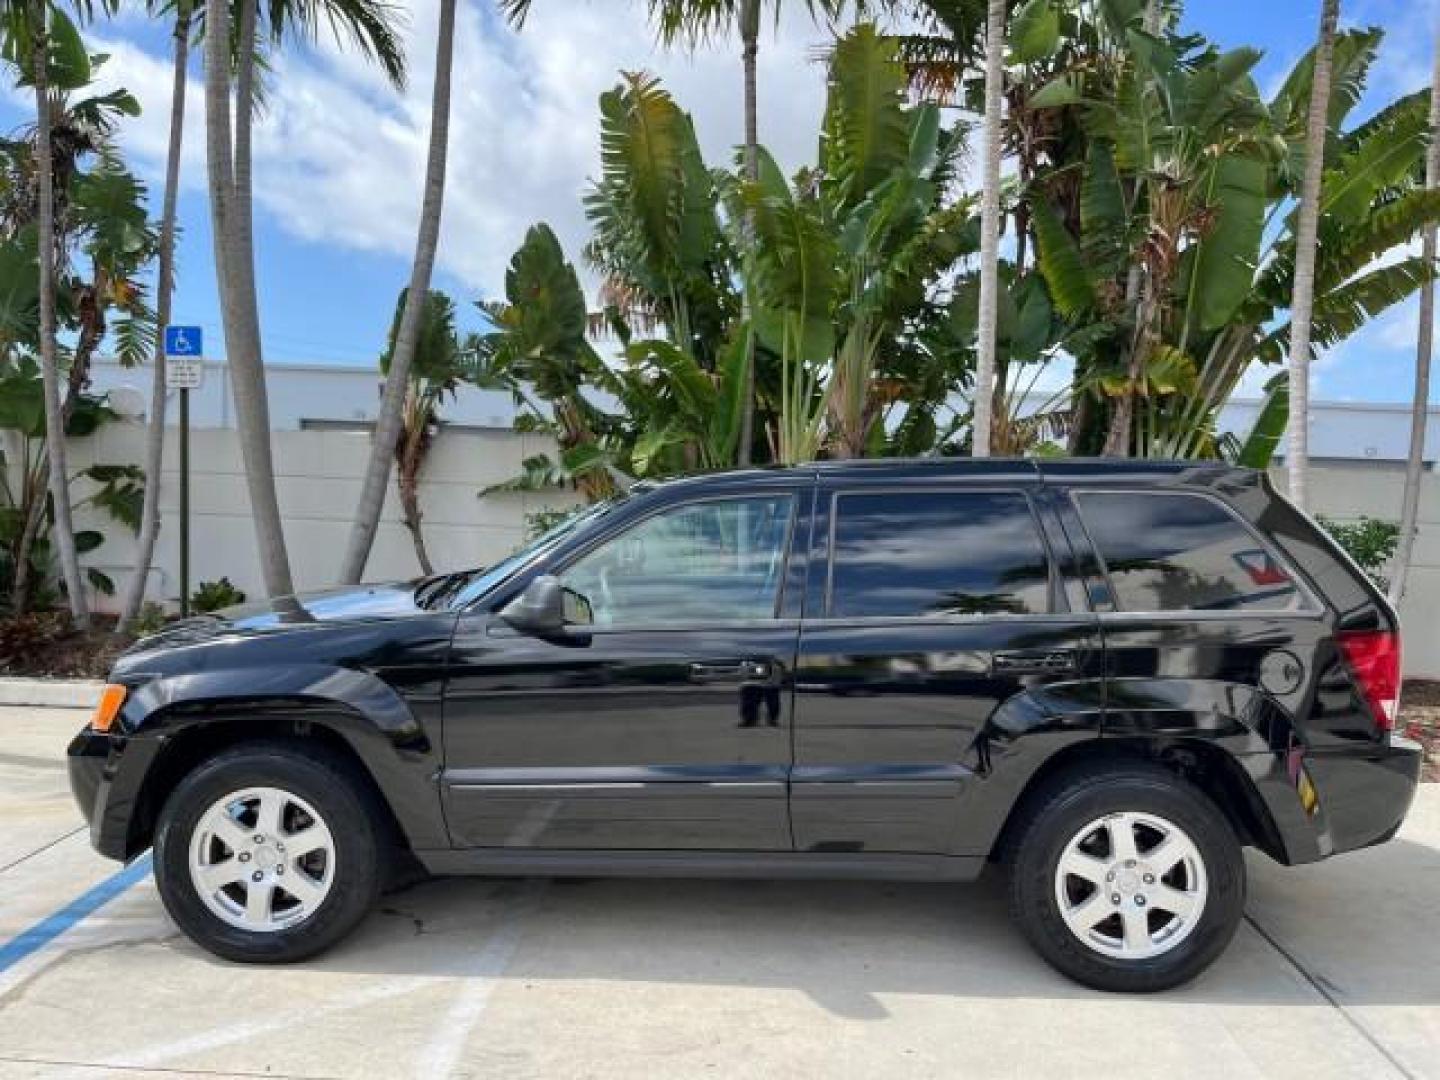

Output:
xmin=1248 ymin=735 xmax=1423 ymax=865
xmin=67 ymin=728 xmax=163 ymax=862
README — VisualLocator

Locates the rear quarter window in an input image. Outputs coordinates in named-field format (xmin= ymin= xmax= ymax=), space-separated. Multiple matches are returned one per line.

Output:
xmin=1075 ymin=491 xmax=1310 ymax=614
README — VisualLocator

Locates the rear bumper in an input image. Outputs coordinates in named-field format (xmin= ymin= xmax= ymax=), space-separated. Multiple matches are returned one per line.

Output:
xmin=67 ymin=728 xmax=163 ymax=862
xmin=1249 ymin=736 xmax=1422 ymax=865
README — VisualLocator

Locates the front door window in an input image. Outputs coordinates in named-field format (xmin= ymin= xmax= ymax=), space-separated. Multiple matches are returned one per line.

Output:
xmin=559 ymin=495 xmax=795 ymax=626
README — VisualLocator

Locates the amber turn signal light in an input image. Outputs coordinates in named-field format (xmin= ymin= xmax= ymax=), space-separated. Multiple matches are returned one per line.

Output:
xmin=91 ymin=684 xmax=128 ymax=733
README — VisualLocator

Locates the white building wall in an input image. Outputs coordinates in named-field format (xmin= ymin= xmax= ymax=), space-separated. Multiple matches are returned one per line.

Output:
xmin=66 ymin=421 xmax=578 ymax=610
xmin=1276 ymin=460 xmax=1440 ymax=679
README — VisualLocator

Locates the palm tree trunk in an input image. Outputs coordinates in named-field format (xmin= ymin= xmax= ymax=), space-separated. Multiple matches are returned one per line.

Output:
xmin=1390 ymin=36 xmax=1440 ymax=607
xmin=1104 ymin=271 xmax=1151 ymax=456
xmin=735 ymin=0 xmax=760 ymax=467
xmin=396 ymin=424 xmax=435 ymax=576
xmin=233 ymin=0 xmax=257 ymax=271
xmin=29 ymin=0 xmax=88 ymax=625
xmin=973 ymin=0 xmax=1005 ymax=458
xmin=1286 ymin=0 xmax=1339 ymax=511
xmin=205 ymin=0 xmax=294 ymax=597
xmin=11 ymin=293 xmax=100 ymax=612
xmin=338 ymin=0 xmax=456 ymax=585
xmin=117 ymin=3 xmax=191 ymax=634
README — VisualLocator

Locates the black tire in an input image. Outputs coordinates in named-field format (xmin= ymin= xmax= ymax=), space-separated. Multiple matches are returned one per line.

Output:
xmin=154 ymin=741 xmax=384 ymax=963
xmin=1007 ymin=761 xmax=1245 ymax=993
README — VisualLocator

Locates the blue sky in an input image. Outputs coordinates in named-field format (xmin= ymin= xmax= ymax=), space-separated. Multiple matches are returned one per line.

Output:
xmin=3 ymin=0 xmax=1437 ymax=402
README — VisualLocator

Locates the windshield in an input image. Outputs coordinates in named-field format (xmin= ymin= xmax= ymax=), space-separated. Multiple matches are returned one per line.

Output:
xmin=422 ymin=497 xmax=627 ymax=611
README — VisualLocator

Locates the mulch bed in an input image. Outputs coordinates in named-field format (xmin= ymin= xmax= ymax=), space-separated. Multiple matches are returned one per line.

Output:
xmin=1402 ymin=680 xmax=1440 ymax=783
xmin=0 ymin=614 xmax=132 ymax=680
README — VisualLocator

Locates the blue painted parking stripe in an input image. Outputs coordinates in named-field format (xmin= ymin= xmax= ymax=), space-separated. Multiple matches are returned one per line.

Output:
xmin=0 ymin=853 xmax=153 ymax=974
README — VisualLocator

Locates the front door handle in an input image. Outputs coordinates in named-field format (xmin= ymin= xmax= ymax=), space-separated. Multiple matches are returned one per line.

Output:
xmin=992 ymin=650 xmax=1077 ymax=675
xmin=689 ymin=660 xmax=773 ymax=683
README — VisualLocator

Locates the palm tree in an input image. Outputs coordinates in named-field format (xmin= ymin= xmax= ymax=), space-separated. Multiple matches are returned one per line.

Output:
xmin=203 ymin=0 xmax=404 ymax=599
xmin=203 ymin=0 xmax=289 ymax=598
xmin=971 ymin=0 xmax=1002 ymax=457
xmin=503 ymin=0 xmax=858 ymax=466
xmin=1286 ymin=0 xmax=1339 ymax=510
xmin=372 ymin=288 xmax=471 ymax=575
xmin=2 ymin=43 xmax=154 ymax=615
xmin=116 ymin=0 xmax=191 ymax=634
xmin=28 ymin=3 xmax=87 ymax=623
xmin=3 ymin=0 xmax=117 ymax=624
xmin=1390 ymin=38 xmax=1440 ymax=607
xmin=338 ymin=0 xmax=456 ymax=586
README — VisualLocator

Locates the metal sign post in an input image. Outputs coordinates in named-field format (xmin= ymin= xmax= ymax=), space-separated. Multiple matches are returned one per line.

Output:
xmin=164 ymin=326 xmax=204 ymax=617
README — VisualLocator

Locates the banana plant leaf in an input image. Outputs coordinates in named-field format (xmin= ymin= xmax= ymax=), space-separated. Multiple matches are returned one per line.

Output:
xmin=1234 ymin=374 xmax=1288 ymax=469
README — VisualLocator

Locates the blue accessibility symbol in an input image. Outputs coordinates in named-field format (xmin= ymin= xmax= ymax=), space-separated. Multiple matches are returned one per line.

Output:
xmin=164 ymin=325 xmax=203 ymax=357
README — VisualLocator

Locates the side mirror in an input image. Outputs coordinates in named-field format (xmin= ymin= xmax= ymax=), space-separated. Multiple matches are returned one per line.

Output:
xmin=500 ymin=575 xmax=592 ymax=636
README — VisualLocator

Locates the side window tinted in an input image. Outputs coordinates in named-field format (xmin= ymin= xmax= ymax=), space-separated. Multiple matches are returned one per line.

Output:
xmin=1076 ymin=491 xmax=1306 ymax=613
xmin=829 ymin=491 xmax=1051 ymax=618
xmin=559 ymin=496 xmax=794 ymax=626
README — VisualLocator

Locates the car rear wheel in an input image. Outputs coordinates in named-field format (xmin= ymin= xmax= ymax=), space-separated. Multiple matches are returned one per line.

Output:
xmin=1008 ymin=762 xmax=1245 ymax=993
xmin=154 ymin=742 xmax=383 ymax=963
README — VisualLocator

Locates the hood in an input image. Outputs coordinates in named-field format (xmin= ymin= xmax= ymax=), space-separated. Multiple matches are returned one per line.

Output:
xmin=124 ymin=580 xmax=430 ymax=655
xmin=214 ymin=581 xmax=428 ymax=629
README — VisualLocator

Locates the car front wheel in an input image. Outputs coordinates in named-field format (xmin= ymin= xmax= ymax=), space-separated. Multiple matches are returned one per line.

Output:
xmin=1008 ymin=762 xmax=1246 ymax=993
xmin=154 ymin=741 xmax=383 ymax=963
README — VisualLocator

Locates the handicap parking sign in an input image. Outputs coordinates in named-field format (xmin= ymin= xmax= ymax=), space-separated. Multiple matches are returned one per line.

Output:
xmin=165 ymin=325 xmax=203 ymax=357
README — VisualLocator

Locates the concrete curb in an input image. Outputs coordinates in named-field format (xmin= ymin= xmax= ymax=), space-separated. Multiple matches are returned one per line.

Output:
xmin=0 ymin=678 xmax=103 ymax=709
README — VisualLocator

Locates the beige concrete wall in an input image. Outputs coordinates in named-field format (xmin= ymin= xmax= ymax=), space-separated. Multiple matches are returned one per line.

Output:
xmin=1269 ymin=461 xmax=1440 ymax=678
xmin=64 ymin=421 xmax=579 ymax=612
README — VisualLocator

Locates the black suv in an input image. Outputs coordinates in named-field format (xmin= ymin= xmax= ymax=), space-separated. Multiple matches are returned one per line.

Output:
xmin=68 ymin=459 xmax=1420 ymax=992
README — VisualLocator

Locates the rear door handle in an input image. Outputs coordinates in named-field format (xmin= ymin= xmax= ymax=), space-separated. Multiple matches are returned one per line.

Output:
xmin=992 ymin=650 xmax=1077 ymax=675
xmin=689 ymin=660 xmax=773 ymax=683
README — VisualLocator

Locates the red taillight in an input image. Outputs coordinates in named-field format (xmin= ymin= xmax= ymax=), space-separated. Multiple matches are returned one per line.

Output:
xmin=1337 ymin=630 xmax=1402 ymax=732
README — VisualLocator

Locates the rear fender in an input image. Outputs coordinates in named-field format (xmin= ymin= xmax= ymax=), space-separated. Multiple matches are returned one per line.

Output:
xmin=950 ymin=679 xmax=1104 ymax=856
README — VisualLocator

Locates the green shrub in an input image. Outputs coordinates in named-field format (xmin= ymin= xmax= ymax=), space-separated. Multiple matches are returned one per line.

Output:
xmin=524 ymin=508 xmax=579 ymax=541
xmin=132 ymin=602 xmax=168 ymax=637
xmin=190 ymin=577 xmax=246 ymax=613
xmin=1317 ymin=516 xmax=1399 ymax=590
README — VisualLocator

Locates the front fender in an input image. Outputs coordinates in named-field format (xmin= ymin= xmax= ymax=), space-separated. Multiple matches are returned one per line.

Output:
xmin=110 ymin=664 xmax=448 ymax=854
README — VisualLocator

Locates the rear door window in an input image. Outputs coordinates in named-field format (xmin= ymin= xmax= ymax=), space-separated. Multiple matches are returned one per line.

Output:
xmin=828 ymin=491 xmax=1051 ymax=618
xmin=1074 ymin=491 xmax=1308 ymax=613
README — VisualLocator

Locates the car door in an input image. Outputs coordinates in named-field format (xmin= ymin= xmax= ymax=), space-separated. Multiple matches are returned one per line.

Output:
xmin=441 ymin=484 xmax=811 ymax=851
xmin=791 ymin=474 xmax=1104 ymax=854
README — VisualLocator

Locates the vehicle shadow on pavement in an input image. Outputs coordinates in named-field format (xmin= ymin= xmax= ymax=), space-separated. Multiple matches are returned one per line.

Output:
xmin=154 ymin=832 xmax=1440 ymax=1016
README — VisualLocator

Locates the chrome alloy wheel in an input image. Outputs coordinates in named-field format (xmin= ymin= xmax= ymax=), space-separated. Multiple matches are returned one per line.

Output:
xmin=188 ymin=786 xmax=336 ymax=932
xmin=1053 ymin=811 xmax=1208 ymax=961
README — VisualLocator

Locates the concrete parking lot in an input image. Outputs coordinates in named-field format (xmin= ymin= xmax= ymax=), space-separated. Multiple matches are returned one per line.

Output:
xmin=1 ymin=705 xmax=1437 ymax=1080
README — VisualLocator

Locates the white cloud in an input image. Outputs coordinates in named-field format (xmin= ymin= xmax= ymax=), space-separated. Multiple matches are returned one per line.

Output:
xmin=95 ymin=0 xmax=841 ymax=304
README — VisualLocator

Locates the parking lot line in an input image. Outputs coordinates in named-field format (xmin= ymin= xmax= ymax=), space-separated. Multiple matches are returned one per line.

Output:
xmin=0 ymin=853 xmax=153 ymax=976
xmin=0 ymin=825 xmax=85 ymax=877
xmin=1245 ymin=912 xmax=1417 ymax=1080
xmin=416 ymin=878 xmax=546 ymax=1079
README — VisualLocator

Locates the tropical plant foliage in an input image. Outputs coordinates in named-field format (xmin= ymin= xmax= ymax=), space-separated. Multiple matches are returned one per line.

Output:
xmin=0 ymin=30 xmax=153 ymax=610
xmin=481 ymin=23 xmax=981 ymax=489
xmin=378 ymin=286 xmax=491 ymax=576
xmin=1 ymin=355 xmax=143 ymax=606
xmin=481 ymin=9 xmax=1440 ymax=492
xmin=902 ymin=3 xmax=1440 ymax=457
